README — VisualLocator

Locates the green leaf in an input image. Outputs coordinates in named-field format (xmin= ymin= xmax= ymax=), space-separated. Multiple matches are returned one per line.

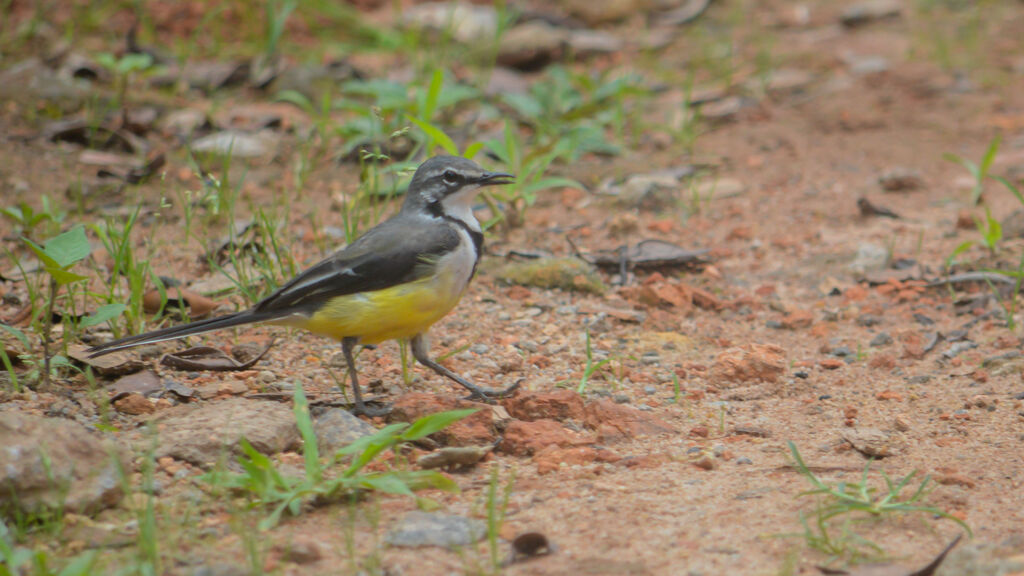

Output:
xmin=407 ymin=115 xmax=458 ymax=155
xmin=0 ymin=323 xmax=30 ymax=348
xmin=43 ymin=226 xmax=92 ymax=268
xmin=358 ymin=473 xmax=416 ymax=497
xmin=423 ymin=68 xmax=443 ymax=120
xmin=979 ymin=134 xmax=1001 ymax=175
xmin=274 ymin=89 xmax=314 ymax=113
xmin=995 ymin=175 xmax=1024 ymax=206
xmin=80 ymin=303 xmax=127 ymax=328
xmin=400 ymin=408 xmax=478 ymax=442
xmin=463 ymin=142 xmax=484 ymax=160
xmin=292 ymin=383 xmax=322 ymax=483
xmin=57 ymin=551 xmax=97 ymax=576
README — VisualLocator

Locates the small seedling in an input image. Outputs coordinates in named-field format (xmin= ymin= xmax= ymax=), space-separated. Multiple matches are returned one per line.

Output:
xmin=787 ymin=442 xmax=970 ymax=564
xmin=944 ymin=134 xmax=1000 ymax=206
xmin=576 ymin=328 xmax=613 ymax=394
xmin=202 ymin=383 xmax=472 ymax=530
xmin=23 ymin=226 xmax=92 ymax=387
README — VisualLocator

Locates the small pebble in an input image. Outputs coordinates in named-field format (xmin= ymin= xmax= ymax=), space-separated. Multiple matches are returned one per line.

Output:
xmin=832 ymin=346 xmax=854 ymax=357
xmin=794 ymin=370 xmax=809 ymax=379
xmin=856 ymin=314 xmax=882 ymax=327
xmin=735 ymin=457 xmax=753 ymax=465
xmin=643 ymin=385 xmax=657 ymax=395
xmin=819 ymin=394 xmax=832 ymax=400
xmin=766 ymin=320 xmax=783 ymax=329
xmin=870 ymin=332 xmax=893 ymax=347
xmin=612 ymin=394 xmax=631 ymax=404
xmin=470 ymin=344 xmax=489 ymax=354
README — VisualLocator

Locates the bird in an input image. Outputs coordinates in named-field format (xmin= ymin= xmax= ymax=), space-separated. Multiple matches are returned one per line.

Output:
xmin=87 ymin=155 xmax=519 ymax=416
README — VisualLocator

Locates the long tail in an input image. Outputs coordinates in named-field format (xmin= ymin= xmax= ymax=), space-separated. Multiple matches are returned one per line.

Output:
xmin=87 ymin=311 xmax=278 ymax=357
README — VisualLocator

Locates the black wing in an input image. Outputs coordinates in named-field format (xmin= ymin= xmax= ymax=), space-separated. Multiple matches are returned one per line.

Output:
xmin=253 ymin=215 xmax=460 ymax=315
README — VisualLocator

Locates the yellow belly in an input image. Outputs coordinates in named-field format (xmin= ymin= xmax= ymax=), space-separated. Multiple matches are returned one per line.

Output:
xmin=291 ymin=274 xmax=466 ymax=345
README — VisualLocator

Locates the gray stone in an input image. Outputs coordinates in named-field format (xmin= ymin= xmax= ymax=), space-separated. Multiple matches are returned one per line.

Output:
xmin=0 ymin=412 xmax=126 ymax=516
xmin=0 ymin=58 xmax=90 ymax=112
xmin=848 ymin=243 xmax=889 ymax=276
xmin=190 ymin=130 xmax=277 ymax=158
xmin=840 ymin=0 xmax=902 ymax=27
xmin=870 ymin=332 xmax=893 ymax=347
xmin=498 ymin=20 xmax=566 ymax=70
xmin=385 ymin=511 xmax=486 ymax=548
xmin=153 ymin=399 xmax=299 ymax=467
xmin=312 ymin=408 xmax=377 ymax=455
xmin=400 ymin=2 xmax=498 ymax=43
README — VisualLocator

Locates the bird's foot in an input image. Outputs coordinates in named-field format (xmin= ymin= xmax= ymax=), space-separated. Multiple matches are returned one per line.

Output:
xmin=461 ymin=380 xmax=522 ymax=403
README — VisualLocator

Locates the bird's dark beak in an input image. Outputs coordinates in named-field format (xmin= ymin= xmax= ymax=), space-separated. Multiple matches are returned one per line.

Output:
xmin=478 ymin=171 xmax=515 ymax=186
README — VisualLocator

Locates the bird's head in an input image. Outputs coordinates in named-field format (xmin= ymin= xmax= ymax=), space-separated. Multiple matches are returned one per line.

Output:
xmin=403 ymin=155 xmax=514 ymax=218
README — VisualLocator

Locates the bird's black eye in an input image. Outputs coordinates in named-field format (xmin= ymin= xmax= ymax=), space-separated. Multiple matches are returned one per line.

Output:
xmin=442 ymin=169 xmax=458 ymax=184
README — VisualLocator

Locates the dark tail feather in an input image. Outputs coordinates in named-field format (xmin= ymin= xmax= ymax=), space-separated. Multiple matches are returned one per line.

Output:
xmin=87 ymin=311 xmax=274 ymax=357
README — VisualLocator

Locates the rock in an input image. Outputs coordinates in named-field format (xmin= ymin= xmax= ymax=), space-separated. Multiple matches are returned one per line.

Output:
xmin=878 ymin=168 xmax=924 ymax=192
xmin=566 ymin=29 xmax=624 ymax=56
xmin=502 ymin=389 xmax=586 ymax=422
xmin=385 ymin=511 xmax=485 ymax=548
xmin=534 ymin=445 xmax=620 ymax=474
xmin=732 ymin=425 xmax=770 ymax=438
xmin=848 ymin=243 xmax=890 ymax=276
xmin=153 ymin=399 xmax=299 ymax=467
xmin=842 ymin=427 xmax=897 ymax=458
xmin=0 ymin=412 xmax=126 ymax=515
xmin=390 ymin=393 xmax=497 ymax=446
xmin=710 ymin=343 xmax=787 ymax=385
xmin=781 ymin=310 xmax=814 ymax=330
xmin=312 ymin=408 xmax=377 ymax=455
xmin=563 ymin=0 xmax=649 ymax=25
xmin=694 ymin=177 xmax=747 ymax=199
xmin=400 ymin=2 xmax=498 ymax=43
xmin=161 ymin=108 xmax=209 ymax=137
xmin=0 ymin=58 xmax=90 ymax=112
xmin=583 ymin=399 xmax=675 ymax=441
xmin=497 ymin=21 xmax=566 ymax=70
xmin=279 ymin=536 xmax=324 ymax=564
xmin=494 ymin=257 xmax=606 ymax=294
xmin=190 ymin=130 xmax=277 ymax=158
xmin=840 ymin=0 xmax=902 ymax=27
xmin=417 ymin=445 xmax=492 ymax=470
xmin=938 ymin=541 xmax=1024 ymax=576
xmin=113 ymin=393 xmax=155 ymax=415
xmin=108 ymin=370 xmax=163 ymax=400
xmin=499 ymin=419 xmax=589 ymax=456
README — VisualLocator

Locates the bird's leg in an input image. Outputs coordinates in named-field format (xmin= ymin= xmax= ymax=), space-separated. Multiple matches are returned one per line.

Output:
xmin=342 ymin=337 xmax=390 ymax=417
xmin=411 ymin=334 xmax=520 ymax=402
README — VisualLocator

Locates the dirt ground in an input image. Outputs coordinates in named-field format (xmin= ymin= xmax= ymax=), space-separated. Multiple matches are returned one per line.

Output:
xmin=2 ymin=1 xmax=1024 ymax=575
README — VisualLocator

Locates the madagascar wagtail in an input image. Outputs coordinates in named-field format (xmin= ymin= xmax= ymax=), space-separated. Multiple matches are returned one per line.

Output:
xmin=87 ymin=155 xmax=518 ymax=416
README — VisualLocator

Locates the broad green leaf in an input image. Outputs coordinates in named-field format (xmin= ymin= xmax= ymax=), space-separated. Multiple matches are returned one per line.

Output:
xmin=80 ymin=303 xmax=127 ymax=328
xmin=401 ymin=408 xmax=478 ymax=441
xmin=42 ymin=226 xmax=91 ymax=268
